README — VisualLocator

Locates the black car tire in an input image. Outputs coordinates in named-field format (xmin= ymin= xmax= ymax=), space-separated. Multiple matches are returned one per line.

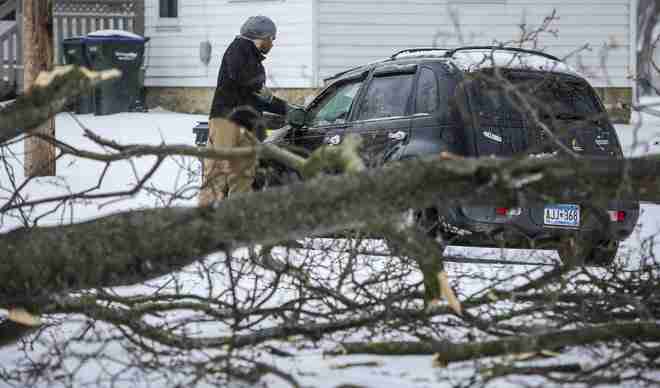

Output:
xmin=557 ymin=239 xmax=618 ymax=267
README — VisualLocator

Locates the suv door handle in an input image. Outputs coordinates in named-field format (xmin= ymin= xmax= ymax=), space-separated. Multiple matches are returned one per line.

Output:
xmin=388 ymin=131 xmax=407 ymax=141
xmin=325 ymin=134 xmax=341 ymax=146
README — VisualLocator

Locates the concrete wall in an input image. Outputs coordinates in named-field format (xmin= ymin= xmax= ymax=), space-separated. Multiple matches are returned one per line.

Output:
xmin=146 ymin=85 xmax=630 ymax=123
xmin=145 ymin=86 xmax=319 ymax=114
xmin=594 ymin=86 xmax=632 ymax=123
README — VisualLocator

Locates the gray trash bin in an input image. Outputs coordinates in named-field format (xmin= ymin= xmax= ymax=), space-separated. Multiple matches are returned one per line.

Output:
xmin=62 ymin=36 xmax=95 ymax=114
xmin=84 ymin=30 xmax=149 ymax=115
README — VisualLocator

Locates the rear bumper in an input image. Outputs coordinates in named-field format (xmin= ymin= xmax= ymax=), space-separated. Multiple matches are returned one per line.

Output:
xmin=441 ymin=201 xmax=639 ymax=249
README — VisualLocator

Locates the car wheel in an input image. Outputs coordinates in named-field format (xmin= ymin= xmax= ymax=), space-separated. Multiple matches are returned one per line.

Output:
xmin=557 ymin=238 xmax=618 ymax=267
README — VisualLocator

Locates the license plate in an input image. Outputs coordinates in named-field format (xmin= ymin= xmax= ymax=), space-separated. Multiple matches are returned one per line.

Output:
xmin=544 ymin=204 xmax=580 ymax=227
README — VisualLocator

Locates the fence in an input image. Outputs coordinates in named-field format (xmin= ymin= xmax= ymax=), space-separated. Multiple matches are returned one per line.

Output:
xmin=53 ymin=0 xmax=144 ymax=64
xmin=0 ymin=0 xmax=143 ymax=95
xmin=0 ymin=1 xmax=19 ymax=94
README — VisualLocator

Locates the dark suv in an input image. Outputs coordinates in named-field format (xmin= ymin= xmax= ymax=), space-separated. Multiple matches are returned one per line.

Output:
xmin=194 ymin=46 xmax=639 ymax=265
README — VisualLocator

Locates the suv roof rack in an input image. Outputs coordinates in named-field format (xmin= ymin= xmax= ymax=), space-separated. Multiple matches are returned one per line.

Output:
xmin=323 ymin=46 xmax=562 ymax=83
xmin=324 ymin=48 xmax=450 ymax=82
xmin=390 ymin=47 xmax=450 ymax=59
xmin=323 ymin=65 xmax=368 ymax=83
xmin=444 ymin=46 xmax=561 ymax=62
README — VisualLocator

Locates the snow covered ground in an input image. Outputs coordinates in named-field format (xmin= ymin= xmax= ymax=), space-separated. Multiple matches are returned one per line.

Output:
xmin=0 ymin=106 xmax=659 ymax=388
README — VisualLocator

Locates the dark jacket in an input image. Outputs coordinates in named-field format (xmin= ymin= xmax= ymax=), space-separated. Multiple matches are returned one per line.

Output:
xmin=210 ymin=36 xmax=287 ymax=119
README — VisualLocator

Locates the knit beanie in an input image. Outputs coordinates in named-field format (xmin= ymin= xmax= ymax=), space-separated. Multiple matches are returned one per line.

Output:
xmin=240 ymin=16 xmax=277 ymax=40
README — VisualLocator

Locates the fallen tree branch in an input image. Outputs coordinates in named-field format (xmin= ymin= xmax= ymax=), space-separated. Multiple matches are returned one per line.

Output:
xmin=0 ymin=66 xmax=120 ymax=143
xmin=1 ymin=153 xmax=659 ymax=305
xmin=479 ymin=363 xmax=583 ymax=379
xmin=329 ymin=321 xmax=660 ymax=364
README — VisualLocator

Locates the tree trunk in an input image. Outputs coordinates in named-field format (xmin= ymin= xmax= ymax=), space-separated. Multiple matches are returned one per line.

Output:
xmin=331 ymin=322 xmax=660 ymax=364
xmin=637 ymin=0 xmax=660 ymax=96
xmin=23 ymin=0 xmax=55 ymax=177
xmin=133 ymin=0 xmax=145 ymax=37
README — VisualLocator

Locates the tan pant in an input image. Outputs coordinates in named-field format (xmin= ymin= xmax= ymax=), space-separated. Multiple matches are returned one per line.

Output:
xmin=198 ymin=118 xmax=257 ymax=206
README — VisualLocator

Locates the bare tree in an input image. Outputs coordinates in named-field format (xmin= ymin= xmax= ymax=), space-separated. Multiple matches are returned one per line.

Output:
xmin=638 ymin=0 xmax=660 ymax=96
xmin=22 ymin=0 xmax=55 ymax=177
xmin=0 ymin=10 xmax=658 ymax=388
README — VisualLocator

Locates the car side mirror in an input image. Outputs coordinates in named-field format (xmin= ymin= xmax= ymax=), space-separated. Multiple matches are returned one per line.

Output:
xmin=287 ymin=105 xmax=307 ymax=128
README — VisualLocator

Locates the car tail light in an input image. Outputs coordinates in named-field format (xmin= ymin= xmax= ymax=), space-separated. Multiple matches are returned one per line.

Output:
xmin=608 ymin=210 xmax=626 ymax=222
xmin=495 ymin=207 xmax=522 ymax=217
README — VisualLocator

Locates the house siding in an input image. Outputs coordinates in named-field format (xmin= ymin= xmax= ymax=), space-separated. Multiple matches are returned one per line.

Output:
xmin=142 ymin=0 xmax=634 ymax=119
xmin=318 ymin=0 xmax=632 ymax=88
xmin=144 ymin=0 xmax=314 ymax=88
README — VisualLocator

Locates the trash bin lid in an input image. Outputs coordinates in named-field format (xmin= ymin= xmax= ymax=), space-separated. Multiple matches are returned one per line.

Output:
xmin=85 ymin=30 xmax=149 ymax=43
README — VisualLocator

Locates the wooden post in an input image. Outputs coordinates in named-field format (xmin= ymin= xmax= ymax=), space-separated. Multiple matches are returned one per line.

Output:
xmin=134 ymin=0 xmax=145 ymax=36
xmin=23 ymin=0 xmax=55 ymax=177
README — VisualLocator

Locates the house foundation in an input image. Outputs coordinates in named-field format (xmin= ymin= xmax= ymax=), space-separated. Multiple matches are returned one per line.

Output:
xmin=146 ymin=86 xmax=632 ymax=124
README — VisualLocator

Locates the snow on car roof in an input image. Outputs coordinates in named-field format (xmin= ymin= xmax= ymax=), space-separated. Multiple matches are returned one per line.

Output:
xmin=451 ymin=50 xmax=581 ymax=77
xmin=394 ymin=49 xmax=450 ymax=58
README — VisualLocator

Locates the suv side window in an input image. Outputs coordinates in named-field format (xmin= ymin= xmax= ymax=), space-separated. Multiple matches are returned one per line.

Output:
xmin=356 ymin=74 xmax=414 ymax=121
xmin=306 ymin=81 xmax=362 ymax=127
xmin=415 ymin=67 xmax=440 ymax=114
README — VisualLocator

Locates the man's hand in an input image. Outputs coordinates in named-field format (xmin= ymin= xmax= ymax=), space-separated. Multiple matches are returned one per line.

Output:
xmin=255 ymin=86 xmax=274 ymax=103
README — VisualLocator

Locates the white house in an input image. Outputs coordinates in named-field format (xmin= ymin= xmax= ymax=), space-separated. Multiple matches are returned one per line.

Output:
xmin=143 ymin=0 xmax=636 ymax=118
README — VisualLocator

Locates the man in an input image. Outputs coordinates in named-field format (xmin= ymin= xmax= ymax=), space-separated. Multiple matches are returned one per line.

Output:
xmin=199 ymin=15 xmax=289 ymax=206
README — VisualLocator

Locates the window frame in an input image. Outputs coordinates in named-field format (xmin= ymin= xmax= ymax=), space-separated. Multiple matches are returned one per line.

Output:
xmin=414 ymin=66 xmax=441 ymax=115
xmin=156 ymin=0 xmax=180 ymax=30
xmin=354 ymin=72 xmax=416 ymax=122
xmin=305 ymin=78 xmax=364 ymax=128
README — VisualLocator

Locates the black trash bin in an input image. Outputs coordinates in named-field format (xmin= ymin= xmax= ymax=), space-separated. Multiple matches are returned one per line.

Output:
xmin=61 ymin=36 xmax=95 ymax=114
xmin=84 ymin=30 xmax=149 ymax=115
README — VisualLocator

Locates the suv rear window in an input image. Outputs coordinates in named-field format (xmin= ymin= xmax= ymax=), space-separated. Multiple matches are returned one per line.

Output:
xmin=469 ymin=71 xmax=614 ymax=157
xmin=474 ymin=72 xmax=601 ymax=122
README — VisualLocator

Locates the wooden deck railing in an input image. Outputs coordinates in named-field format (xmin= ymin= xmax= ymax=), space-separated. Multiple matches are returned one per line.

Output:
xmin=0 ymin=0 xmax=143 ymax=96
xmin=0 ymin=0 xmax=20 ymax=94
xmin=53 ymin=0 xmax=142 ymax=64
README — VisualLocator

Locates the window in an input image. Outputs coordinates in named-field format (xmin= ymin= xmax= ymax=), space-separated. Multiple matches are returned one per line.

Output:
xmin=474 ymin=74 xmax=600 ymax=126
xmin=306 ymin=81 xmax=362 ymax=127
xmin=415 ymin=68 xmax=440 ymax=114
xmin=160 ymin=0 xmax=178 ymax=18
xmin=356 ymin=74 xmax=414 ymax=121
xmin=473 ymin=79 xmax=525 ymax=126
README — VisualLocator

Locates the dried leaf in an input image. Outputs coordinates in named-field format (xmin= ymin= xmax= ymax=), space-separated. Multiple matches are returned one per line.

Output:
xmin=438 ymin=271 xmax=462 ymax=315
xmin=7 ymin=308 xmax=42 ymax=327
xmin=432 ymin=353 xmax=448 ymax=368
